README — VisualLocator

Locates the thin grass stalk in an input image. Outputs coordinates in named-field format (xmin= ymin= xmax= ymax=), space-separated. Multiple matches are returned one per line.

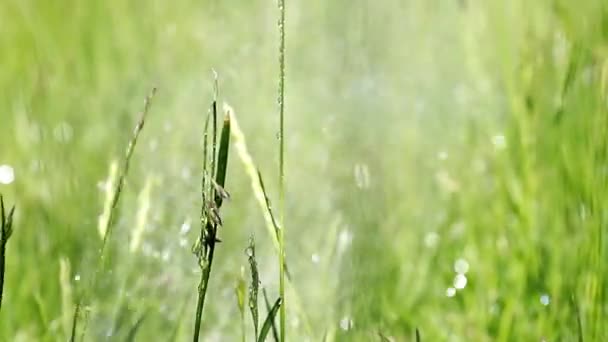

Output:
xmin=276 ymin=0 xmax=286 ymax=339
xmin=192 ymin=105 xmax=231 ymax=341
xmin=192 ymin=102 xmax=215 ymax=342
xmin=0 ymin=194 xmax=15 ymax=311
xmin=70 ymin=87 xmax=156 ymax=341
xmin=248 ymin=236 xmax=260 ymax=338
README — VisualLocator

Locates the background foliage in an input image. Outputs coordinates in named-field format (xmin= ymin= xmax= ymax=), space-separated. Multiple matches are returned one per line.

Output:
xmin=0 ymin=0 xmax=607 ymax=340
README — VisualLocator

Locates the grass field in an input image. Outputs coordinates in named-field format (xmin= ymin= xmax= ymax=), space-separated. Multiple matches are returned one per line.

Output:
xmin=0 ymin=0 xmax=607 ymax=341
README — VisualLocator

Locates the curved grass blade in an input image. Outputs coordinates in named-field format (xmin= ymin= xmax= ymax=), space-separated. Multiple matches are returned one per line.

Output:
xmin=258 ymin=297 xmax=282 ymax=342
xmin=262 ymin=288 xmax=279 ymax=342
xmin=124 ymin=312 xmax=148 ymax=342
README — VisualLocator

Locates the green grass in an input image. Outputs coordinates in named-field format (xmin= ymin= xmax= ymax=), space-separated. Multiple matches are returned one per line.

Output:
xmin=0 ymin=0 xmax=607 ymax=341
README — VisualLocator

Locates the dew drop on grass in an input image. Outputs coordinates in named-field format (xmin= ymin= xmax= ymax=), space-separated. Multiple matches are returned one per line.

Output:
xmin=74 ymin=274 xmax=81 ymax=282
xmin=353 ymin=163 xmax=370 ymax=189
xmin=311 ymin=253 xmax=320 ymax=264
xmin=454 ymin=274 xmax=468 ymax=290
xmin=180 ymin=220 xmax=191 ymax=235
xmin=540 ymin=294 xmax=550 ymax=306
xmin=0 ymin=164 xmax=15 ymax=184
xmin=454 ymin=258 xmax=470 ymax=274
xmin=337 ymin=229 xmax=353 ymax=253
xmin=339 ymin=316 xmax=354 ymax=331
xmin=446 ymin=287 xmax=456 ymax=297
xmin=181 ymin=166 xmax=192 ymax=180
xmin=491 ymin=134 xmax=507 ymax=150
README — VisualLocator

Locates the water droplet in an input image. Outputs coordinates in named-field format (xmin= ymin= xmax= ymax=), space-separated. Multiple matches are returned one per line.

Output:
xmin=180 ymin=220 xmax=191 ymax=235
xmin=74 ymin=274 xmax=81 ymax=281
xmin=492 ymin=134 xmax=507 ymax=150
xmin=454 ymin=274 xmax=467 ymax=290
xmin=179 ymin=238 xmax=188 ymax=247
xmin=337 ymin=229 xmax=353 ymax=253
xmin=354 ymin=163 xmax=370 ymax=189
xmin=53 ymin=122 xmax=73 ymax=143
xmin=0 ymin=164 xmax=15 ymax=184
xmin=311 ymin=253 xmax=320 ymax=264
xmin=181 ymin=167 xmax=192 ymax=180
xmin=339 ymin=316 xmax=354 ymax=331
xmin=424 ymin=232 xmax=439 ymax=248
xmin=446 ymin=287 xmax=456 ymax=297
xmin=540 ymin=294 xmax=550 ymax=306
xmin=454 ymin=258 xmax=470 ymax=274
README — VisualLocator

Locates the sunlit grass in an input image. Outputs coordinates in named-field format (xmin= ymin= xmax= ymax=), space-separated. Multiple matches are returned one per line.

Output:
xmin=0 ymin=0 xmax=606 ymax=341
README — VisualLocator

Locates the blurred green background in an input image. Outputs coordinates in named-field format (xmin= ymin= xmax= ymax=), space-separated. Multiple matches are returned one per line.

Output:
xmin=1 ymin=0 xmax=607 ymax=341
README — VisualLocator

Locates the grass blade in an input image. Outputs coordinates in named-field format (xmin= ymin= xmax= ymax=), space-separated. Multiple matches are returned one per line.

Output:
xmin=192 ymin=104 xmax=231 ymax=341
xmin=235 ymin=267 xmax=247 ymax=342
xmin=276 ymin=0 xmax=287 ymax=338
xmin=215 ymin=107 xmax=231 ymax=195
xmin=247 ymin=236 xmax=260 ymax=339
xmin=262 ymin=288 xmax=280 ymax=342
xmin=124 ymin=312 xmax=147 ymax=342
xmin=415 ymin=327 xmax=421 ymax=342
xmin=0 ymin=194 xmax=15 ymax=311
xmin=258 ymin=297 xmax=282 ymax=342
xmin=572 ymin=294 xmax=584 ymax=342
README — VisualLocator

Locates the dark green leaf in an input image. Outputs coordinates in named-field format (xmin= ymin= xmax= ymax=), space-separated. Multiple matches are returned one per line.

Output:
xmin=257 ymin=297 xmax=281 ymax=342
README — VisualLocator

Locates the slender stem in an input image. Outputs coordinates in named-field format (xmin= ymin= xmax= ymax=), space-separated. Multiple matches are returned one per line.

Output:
xmin=192 ymin=224 xmax=218 ymax=342
xmin=0 ymin=241 xmax=6 ymax=310
xmin=277 ymin=0 xmax=286 ymax=340
xmin=0 ymin=195 xmax=14 ymax=312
